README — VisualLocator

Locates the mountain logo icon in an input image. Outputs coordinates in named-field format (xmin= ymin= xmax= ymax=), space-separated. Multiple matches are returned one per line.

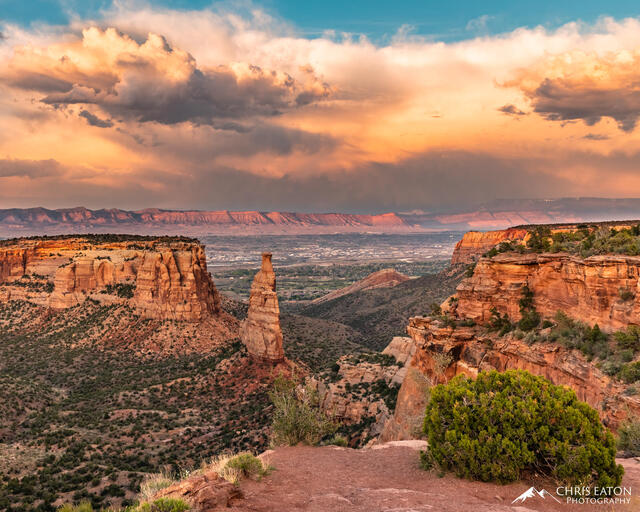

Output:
xmin=511 ymin=486 xmax=561 ymax=504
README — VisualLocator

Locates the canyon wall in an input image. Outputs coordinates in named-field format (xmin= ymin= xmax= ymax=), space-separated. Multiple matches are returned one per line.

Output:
xmin=0 ymin=237 xmax=220 ymax=321
xmin=456 ymin=253 xmax=640 ymax=331
xmin=382 ymin=317 xmax=640 ymax=441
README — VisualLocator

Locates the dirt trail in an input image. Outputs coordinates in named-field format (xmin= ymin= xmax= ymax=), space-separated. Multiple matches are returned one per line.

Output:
xmin=230 ymin=442 xmax=640 ymax=512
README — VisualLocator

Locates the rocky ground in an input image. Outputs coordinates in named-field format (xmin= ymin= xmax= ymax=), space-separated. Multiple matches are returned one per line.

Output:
xmin=227 ymin=442 xmax=640 ymax=512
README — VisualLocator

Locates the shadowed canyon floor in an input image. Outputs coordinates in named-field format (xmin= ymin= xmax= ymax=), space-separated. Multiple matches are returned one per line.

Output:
xmin=227 ymin=444 xmax=640 ymax=511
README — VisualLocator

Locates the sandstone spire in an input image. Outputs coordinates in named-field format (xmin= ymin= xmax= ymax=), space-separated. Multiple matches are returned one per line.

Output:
xmin=240 ymin=252 xmax=284 ymax=361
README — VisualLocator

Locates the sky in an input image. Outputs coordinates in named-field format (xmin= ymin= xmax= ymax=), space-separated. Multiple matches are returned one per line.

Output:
xmin=3 ymin=1 xmax=640 ymax=212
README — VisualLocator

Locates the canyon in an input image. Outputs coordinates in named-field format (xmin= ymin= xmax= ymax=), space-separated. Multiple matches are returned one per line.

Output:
xmin=3 ymin=225 xmax=640 ymax=511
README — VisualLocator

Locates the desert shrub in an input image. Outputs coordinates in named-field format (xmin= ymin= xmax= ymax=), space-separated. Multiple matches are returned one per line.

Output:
xmin=138 ymin=472 xmax=175 ymax=503
xmin=423 ymin=370 xmax=623 ymax=487
xmin=224 ymin=453 xmax=269 ymax=480
xmin=619 ymin=362 xmax=640 ymax=383
xmin=431 ymin=352 xmax=453 ymax=378
xmin=488 ymin=307 xmax=512 ymax=335
xmin=419 ymin=447 xmax=436 ymax=471
xmin=137 ymin=498 xmax=189 ymax=512
xmin=484 ymin=247 xmax=499 ymax=258
xmin=548 ymin=312 xmax=609 ymax=360
xmin=104 ymin=283 xmax=136 ymax=299
xmin=269 ymin=375 xmax=339 ymax=446
xmin=526 ymin=227 xmax=551 ymax=252
xmin=517 ymin=285 xmax=540 ymax=331
xmin=614 ymin=326 xmax=640 ymax=351
xmin=323 ymin=434 xmax=348 ymax=447
xmin=617 ymin=418 xmax=640 ymax=456
xmin=58 ymin=503 xmax=94 ymax=512
xmin=619 ymin=287 xmax=635 ymax=302
xmin=518 ymin=310 xmax=541 ymax=332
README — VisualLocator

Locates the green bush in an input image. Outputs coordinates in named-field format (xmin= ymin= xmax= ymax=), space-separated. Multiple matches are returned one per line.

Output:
xmin=423 ymin=370 xmax=623 ymax=487
xmin=617 ymin=418 xmax=640 ymax=456
xmin=269 ymin=375 xmax=339 ymax=446
xmin=324 ymin=434 xmax=348 ymax=447
xmin=615 ymin=326 xmax=640 ymax=351
xmin=488 ymin=307 xmax=512 ymax=336
xmin=517 ymin=285 xmax=540 ymax=331
xmin=224 ymin=453 xmax=268 ymax=480
xmin=619 ymin=362 xmax=640 ymax=383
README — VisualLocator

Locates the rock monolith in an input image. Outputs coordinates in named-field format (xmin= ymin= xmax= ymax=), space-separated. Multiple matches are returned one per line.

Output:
xmin=240 ymin=252 xmax=284 ymax=361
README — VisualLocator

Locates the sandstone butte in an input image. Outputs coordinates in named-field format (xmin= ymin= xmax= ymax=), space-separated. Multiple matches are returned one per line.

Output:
xmin=240 ymin=252 xmax=284 ymax=362
xmin=0 ymin=236 xmax=221 ymax=321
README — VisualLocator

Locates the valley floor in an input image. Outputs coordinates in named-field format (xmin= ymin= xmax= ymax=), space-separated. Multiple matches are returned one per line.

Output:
xmin=229 ymin=443 xmax=640 ymax=512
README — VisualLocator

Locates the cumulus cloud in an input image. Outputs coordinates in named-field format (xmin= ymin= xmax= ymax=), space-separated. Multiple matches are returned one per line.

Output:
xmin=4 ymin=27 xmax=331 ymax=126
xmin=509 ymin=50 xmax=640 ymax=131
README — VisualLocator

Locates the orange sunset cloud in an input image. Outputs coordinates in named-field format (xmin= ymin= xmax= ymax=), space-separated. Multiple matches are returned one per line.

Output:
xmin=2 ymin=6 xmax=640 ymax=211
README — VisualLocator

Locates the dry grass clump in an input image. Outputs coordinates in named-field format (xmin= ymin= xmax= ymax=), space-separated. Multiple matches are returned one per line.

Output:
xmin=200 ymin=452 xmax=271 ymax=484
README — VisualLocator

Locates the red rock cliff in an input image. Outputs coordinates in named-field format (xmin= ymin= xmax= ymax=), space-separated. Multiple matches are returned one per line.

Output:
xmin=381 ymin=317 xmax=640 ymax=441
xmin=0 ymin=237 xmax=220 ymax=321
xmin=456 ymin=253 xmax=640 ymax=331
xmin=450 ymin=228 xmax=529 ymax=265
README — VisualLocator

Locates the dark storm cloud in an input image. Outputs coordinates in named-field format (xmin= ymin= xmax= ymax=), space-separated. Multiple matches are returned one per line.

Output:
xmin=128 ymin=150 xmax=577 ymax=213
xmin=0 ymin=158 xmax=63 ymax=179
xmin=6 ymin=149 xmax=640 ymax=213
xmin=498 ymin=104 xmax=527 ymax=116
xmin=6 ymin=28 xmax=331 ymax=126
xmin=117 ymin=121 xmax=337 ymax=158
xmin=79 ymin=109 xmax=113 ymax=128
xmin=525 ymin=78 xmax=640 ymax=132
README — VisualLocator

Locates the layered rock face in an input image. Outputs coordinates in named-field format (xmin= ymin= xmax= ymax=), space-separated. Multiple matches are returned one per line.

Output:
xmin=0 ymin=237 xmax=220 ymax=321
xmin=456 ymin=253 xmax=640 ymax=331
xmin=382 ymin=317 xmax=640 ymax=438
xmin=311 ymin=337 xmax=415 ymax=444
xmin=240 ymin=253 xmax=284 ymax=361
xmin=450 ymin=227 xmax=528 ymax=264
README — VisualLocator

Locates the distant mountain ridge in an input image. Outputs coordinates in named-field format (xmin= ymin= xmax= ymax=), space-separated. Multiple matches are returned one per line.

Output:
xmin=0 ymin=207 xmax=412 ymax=236
xmin=4 ymin=198 xmax=640 ymax=235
